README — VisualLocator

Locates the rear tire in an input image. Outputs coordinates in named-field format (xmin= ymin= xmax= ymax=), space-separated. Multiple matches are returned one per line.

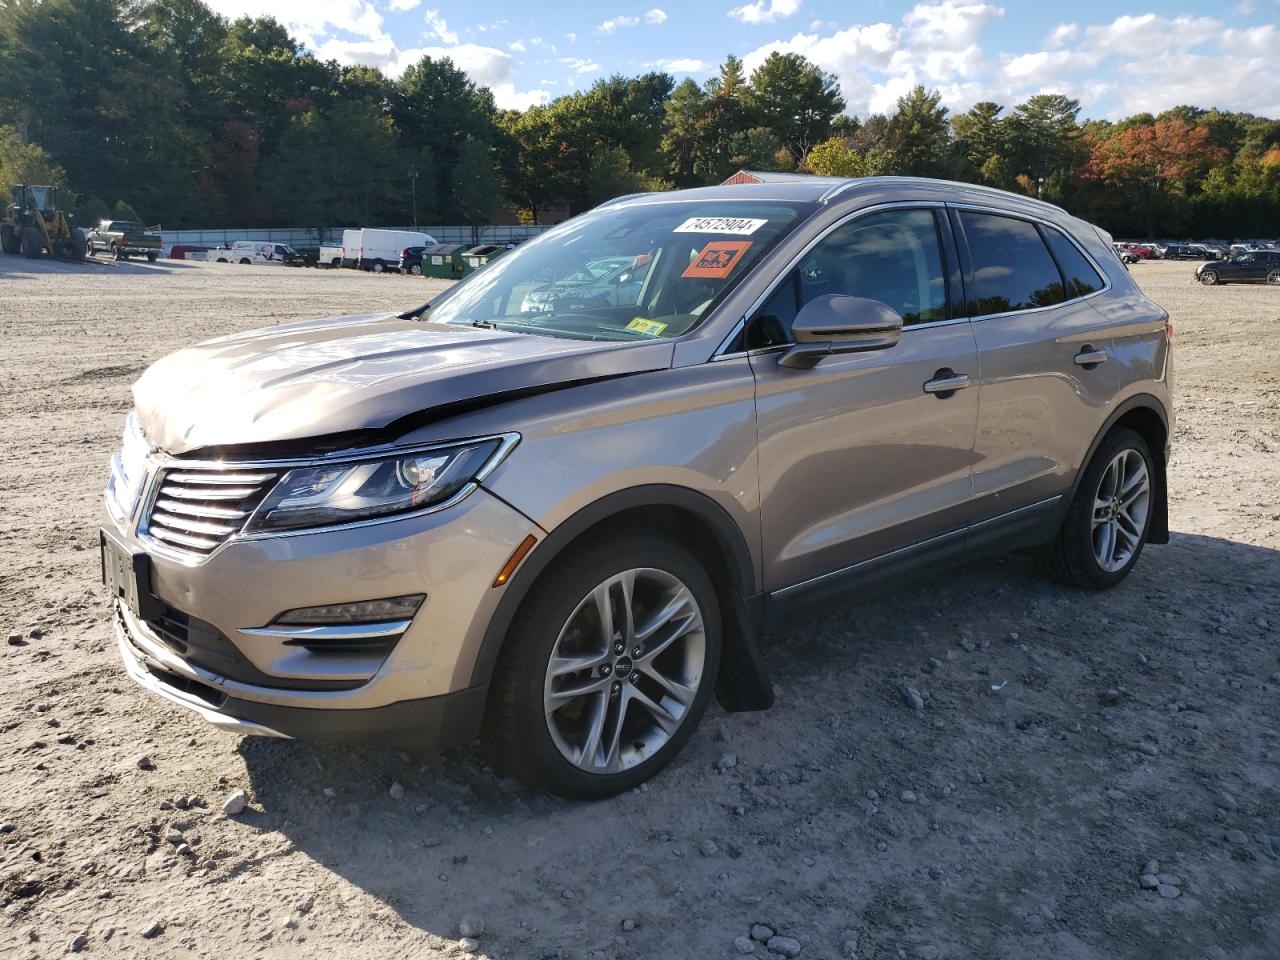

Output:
xmin=0 ymin=224 xmax=18 ymax=255
xmin=409 ymin=263 xmax=422 ymax=275
xmin=1267 ymin=269 xmax=1280 ymax=286
xmin=239 ymin=257 xmax=251 ymax=264
xmin=486 ymin=533 xmax=722 ymax=799
xmin=1049 ymin=428 xmax=1154 ymax=590
xmin=21 ymin=226 xmax=43 ymax=258
xmin=371 ymin=260 xmax=386 ymax=273
xmin=146 ymin=253 xmax=158 ymax=263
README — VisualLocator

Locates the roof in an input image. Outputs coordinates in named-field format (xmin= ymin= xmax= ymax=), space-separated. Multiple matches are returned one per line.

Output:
xmin=602 ymin=175 xmax=1073 ymax=220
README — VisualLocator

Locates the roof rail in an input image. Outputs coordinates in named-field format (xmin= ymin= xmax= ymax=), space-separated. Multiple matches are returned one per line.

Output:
xmin=818 ymin=175 xmax=1069 ymax=215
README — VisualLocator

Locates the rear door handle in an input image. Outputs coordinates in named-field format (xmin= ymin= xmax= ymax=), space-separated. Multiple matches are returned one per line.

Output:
xmin=923 ymin=372 xmax=970 ymax=395
xmin=1074 ymin=348 xmax=1108 ymax=367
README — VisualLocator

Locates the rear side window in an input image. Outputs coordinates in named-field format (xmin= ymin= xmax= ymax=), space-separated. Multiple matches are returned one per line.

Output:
xmin=960 ymin=211 xmax=1064 ymax=315
xmin=1043 ymin=228 xmax=1105 ymax=298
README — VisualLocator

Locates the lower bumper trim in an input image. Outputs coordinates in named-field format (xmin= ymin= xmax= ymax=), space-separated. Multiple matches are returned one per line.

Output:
xmin=116 ymin=618 xmax=488 ymax=748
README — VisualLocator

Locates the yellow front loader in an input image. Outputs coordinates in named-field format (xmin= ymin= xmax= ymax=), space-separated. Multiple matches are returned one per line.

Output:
xmin=1 ymin=184 xmax=86 ymax=260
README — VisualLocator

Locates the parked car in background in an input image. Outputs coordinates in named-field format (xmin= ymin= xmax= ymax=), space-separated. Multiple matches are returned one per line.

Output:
xmin=211 ymin=241 xmax=303 ymax=265
xmin=1163 ymin=243 xmax=1213 ymax=261
xmin=319 ymin=243 xmax=344 ymax=268
xmin=1196 ymin=249 xmax=1280 ymax=285
xmin=168 ymin=244 xmax=211 ymax=261
xmin=87 ymin=220 xmax=162 ymax=261
xmin=1114 ymin=245 xmax=1140 ymax=264
xmin=1186 ymin=243 xmax=1224 ymax=260
xmin=354 ymin=229 xmax=438 ymax=272
xmin=103 ymin=177 xmax=1172 ymax=797
xmin=400 ymin=245 xmax=428 ymax=275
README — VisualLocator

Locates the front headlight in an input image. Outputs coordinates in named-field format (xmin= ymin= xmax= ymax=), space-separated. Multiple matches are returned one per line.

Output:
xmin=244 ymin=436 xmax=515 ymax=534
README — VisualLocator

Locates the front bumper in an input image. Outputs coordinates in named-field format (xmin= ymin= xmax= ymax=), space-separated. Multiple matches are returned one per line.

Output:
xmin=107 ymin=485 xmax=539 ymax=742
xmin=116 ymin=607 xmax=488 ymax=746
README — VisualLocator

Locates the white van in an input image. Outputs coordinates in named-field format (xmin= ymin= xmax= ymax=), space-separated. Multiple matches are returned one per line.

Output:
xmin=340 ymin=229 xmax=362 ymax=268
xmin=212 ymin=240 xmax=300 ymax=266
xmin=355 ymin=229 xmax=437 ymax=273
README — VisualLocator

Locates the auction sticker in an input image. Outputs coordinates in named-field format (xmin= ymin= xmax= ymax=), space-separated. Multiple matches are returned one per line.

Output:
xmin=682 ymin=241 xmax=752 ymax=279
xmin=673 ymin=216 xmax=767 ymax=235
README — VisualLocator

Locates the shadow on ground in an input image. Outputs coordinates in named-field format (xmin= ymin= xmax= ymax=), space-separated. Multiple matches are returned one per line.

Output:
xmin=237 ymin=531 xmax=1280 ymax=959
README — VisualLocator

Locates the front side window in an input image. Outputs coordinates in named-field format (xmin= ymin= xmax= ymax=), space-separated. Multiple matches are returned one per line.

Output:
xmin=425 ymin=200 xmax=814 ymax=341
xmin=960 ymin=211 xmax=1064 ymax=315
xmin=741 ymin=208 xmax=948 ymax=350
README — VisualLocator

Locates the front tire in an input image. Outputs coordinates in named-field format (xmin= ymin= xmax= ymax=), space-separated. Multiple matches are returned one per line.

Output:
xmin=487 ymin=534 xmax=722 ymax=799
xmin=0 ymin=224 xmax=19 ymax=254
xmin=1200 ymin=269 xmax=1218 ymax=285
xmin=21 ymin=226 xmax=43 ymax=258
xmin=1049 ymin=428 xmax=1154 ymax=590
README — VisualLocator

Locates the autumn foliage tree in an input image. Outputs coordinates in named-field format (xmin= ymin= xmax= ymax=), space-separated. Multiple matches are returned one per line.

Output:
xmin=1085 ymin=119 xmax=1226 ymax=238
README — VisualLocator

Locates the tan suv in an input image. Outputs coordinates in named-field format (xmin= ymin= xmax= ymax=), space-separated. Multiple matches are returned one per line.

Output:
xmin=103 ymin=177 xmax=1172 ymax=798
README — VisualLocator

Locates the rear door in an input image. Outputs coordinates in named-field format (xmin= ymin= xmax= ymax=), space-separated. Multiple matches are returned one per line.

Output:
xmin=748 ymin=205 xmax=980 ymax=590
xmin=952 ymin=207 xmax=1119 ymax=519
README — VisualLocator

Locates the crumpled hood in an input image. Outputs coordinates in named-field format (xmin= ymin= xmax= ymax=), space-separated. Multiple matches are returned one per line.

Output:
xmin=132 ymin=313 xmax=674 ymax=455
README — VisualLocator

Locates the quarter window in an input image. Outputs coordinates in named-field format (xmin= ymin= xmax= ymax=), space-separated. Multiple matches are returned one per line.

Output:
xmin=1042 ymin=227 xmax=1104 ymax=299
xmin=960 ymin=211 xmax=1065 ymax=315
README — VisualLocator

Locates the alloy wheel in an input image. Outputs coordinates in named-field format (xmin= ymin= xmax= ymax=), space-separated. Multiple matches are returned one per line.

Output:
xmin=1200 ymin=270 xmax=1218 ymax=285
xmin=1091 ymin=449 xmax=1151 ymax=573
xmin=1267 ymin=270 xmax=1280 ymax=286
xmin=543 ymin=568 xmax=705 ymax=774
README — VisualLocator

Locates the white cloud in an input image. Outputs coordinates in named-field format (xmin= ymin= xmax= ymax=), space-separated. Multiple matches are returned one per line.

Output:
xmin=508 ymin=39 xmax=526 ymax=52
xmin=655 ymin=57 xmax=710 ymax=73
xmin=566 ymin=32 xmax=578 ymax=43
xmin=597 ymin=15 xmax=640 ymax=34
xmin=423 ymin=8 xmax=457 ymax=45
xmin=204 ymin=0 xmax=385 ymax=48
xmin=729 ymin=0 xmax=801 ymax=26
xmin=903 ymin=2 xmax=1003 ymax=51
xmin=645 ymin=8 xmax=668 ymax=24
xmin=560 ymin=56 xmax=602 ymax=74
xmin=388 ymin=0 xmax=421 ymax=10
xmin=1046 ymin=23 xmax=1078 ymax=48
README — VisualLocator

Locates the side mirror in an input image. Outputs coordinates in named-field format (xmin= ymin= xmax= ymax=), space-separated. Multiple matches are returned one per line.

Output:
xmin=779 ymin=295 xmax=904 ymax=369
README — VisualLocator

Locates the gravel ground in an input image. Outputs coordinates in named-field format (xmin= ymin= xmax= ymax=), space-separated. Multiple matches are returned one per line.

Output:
xmin=0 ymin=256 xmax=1277 ymax=959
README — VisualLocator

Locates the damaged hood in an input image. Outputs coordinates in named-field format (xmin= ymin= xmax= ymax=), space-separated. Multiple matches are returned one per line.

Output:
xmin=132 ymin=313 xmax=674 ymax=455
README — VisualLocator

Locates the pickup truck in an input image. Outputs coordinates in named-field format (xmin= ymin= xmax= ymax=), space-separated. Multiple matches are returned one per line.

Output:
xmin=86 ymin=220 xmax=162 ymax=261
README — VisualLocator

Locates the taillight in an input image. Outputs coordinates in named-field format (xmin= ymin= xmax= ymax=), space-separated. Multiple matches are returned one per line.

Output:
xmin=1165 ymin=321 xmax=1174 ymax=341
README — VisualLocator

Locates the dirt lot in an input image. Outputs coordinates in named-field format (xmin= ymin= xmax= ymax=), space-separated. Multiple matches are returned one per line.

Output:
xmin=0 ymin=256 xmax=1277 ymax=960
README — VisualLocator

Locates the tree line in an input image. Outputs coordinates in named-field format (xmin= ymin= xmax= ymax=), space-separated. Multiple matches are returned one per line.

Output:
xmin=1 ymin=0 xmax=1277 ymax=239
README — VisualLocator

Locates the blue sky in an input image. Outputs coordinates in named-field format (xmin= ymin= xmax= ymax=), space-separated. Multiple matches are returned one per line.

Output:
xmin=205 ymin=1 xmax=1280 ymax=118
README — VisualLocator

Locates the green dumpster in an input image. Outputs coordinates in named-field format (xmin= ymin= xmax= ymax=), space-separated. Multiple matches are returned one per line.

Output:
xmin=462 ymin=244 xmax=508 ymax=272
xmin=421 ymin=243 xmax=469 ymax=279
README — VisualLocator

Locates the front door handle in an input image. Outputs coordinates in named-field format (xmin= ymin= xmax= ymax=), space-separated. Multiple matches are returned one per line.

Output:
xmin=1074 ymin=347 xmax=1108 ymax=367
xmin=923 ymin=371 xmax=970 ymax=396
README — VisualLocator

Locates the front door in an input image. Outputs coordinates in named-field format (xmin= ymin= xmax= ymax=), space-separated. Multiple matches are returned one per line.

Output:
xmin=748 ymin=207 xmax=979 ymax=591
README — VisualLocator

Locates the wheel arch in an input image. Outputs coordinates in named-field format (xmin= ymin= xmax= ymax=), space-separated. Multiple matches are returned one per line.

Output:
xmin=470 ymin=484 xmax=773 ymax=712
xmin=1070 ymin=395 xmax=1170 ymax=544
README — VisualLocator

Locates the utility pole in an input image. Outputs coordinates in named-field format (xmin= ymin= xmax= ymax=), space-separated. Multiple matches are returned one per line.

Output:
xmin=409 ymin=165 xmax=419 ymax=229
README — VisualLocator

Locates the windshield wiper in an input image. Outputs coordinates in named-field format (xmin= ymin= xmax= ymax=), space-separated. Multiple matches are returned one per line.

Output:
xmin=472 ymin=319 xmax=499 ymax=330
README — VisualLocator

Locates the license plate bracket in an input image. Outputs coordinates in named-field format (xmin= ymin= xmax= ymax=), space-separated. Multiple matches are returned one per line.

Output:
xmin=100 ymin=529 xmax=162 ymax=621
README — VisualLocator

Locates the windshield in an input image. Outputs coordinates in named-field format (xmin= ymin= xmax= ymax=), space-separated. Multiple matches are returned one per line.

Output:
xmin=424 ymin=200 xmax=814 ymax=340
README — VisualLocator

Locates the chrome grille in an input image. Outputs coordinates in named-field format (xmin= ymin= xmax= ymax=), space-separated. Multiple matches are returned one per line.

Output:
xmin=145 ymin=468 xmax=278 ymax=556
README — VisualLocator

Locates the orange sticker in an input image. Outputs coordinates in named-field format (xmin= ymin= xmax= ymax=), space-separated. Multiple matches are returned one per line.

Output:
xmin=682 ymin=240 xmax=752 ymax=279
